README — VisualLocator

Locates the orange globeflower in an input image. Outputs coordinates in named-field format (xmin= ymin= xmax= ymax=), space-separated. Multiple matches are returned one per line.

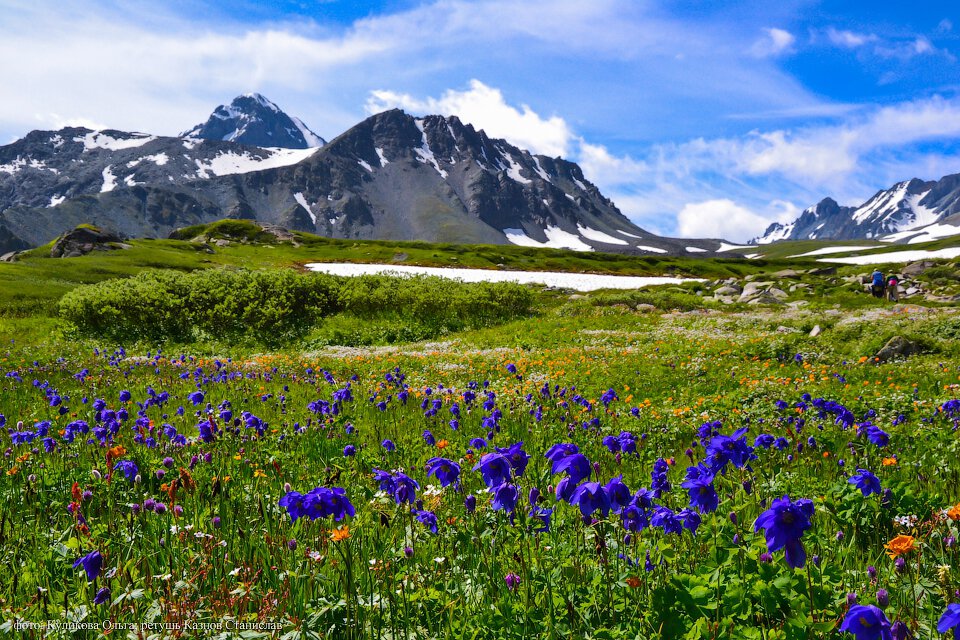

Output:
xmin=436 ymin=439 xmax=449 ymax=450
xmin=885 ymin=535 xmax=916 ymax=558
xmin=625 ymin=576 xmax=641 ymax=588
xmin=948 ymin=503 xmax=960 ymax=521
xmin=882 ymin=457 xmax=898 ymax=466
xmin=330 ymin=526 xmax=351 ymax=542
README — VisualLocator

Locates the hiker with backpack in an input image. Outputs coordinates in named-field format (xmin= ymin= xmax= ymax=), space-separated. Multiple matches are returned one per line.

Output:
xmin=887 ymin=274 xmax=900 ymax=302
xmin=871 ymin=269 xmax=886 ymax=298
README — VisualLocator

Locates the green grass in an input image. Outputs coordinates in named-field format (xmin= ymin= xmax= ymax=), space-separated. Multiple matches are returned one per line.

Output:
xmin=2 ymin=223 xmax=960 ymax=636
xmin=1 ymin=291 xmax=959 ymax=637
xmin=3 ymin=221 xmax=960 ymax=353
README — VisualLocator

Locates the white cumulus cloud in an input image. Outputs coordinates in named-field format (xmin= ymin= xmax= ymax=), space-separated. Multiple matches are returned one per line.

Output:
xmin=366 ymin=83 xmax=960 ymax=241
xmin=676 ymin=199 xmax=780 ymax=241
xmin=366 ymin=80 xmax=575 ymax=157
xmin=751 ymin=28 xmax=795 ymax=57
xmin=825 ymin=27 xmax=877 ymax=48
xmin=576 ymin=140 xmax=649 ymax=187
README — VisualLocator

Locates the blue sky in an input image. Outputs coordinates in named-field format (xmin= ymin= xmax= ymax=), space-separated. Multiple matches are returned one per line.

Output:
xmin=2 ymin=0 xmax=959 ymax=240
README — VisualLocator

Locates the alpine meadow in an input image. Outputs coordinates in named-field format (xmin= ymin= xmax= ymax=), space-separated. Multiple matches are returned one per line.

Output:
xmin=2 ymin=2 xmax=960 ymax=639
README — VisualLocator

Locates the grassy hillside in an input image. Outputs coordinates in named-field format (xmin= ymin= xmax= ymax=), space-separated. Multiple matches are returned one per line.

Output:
xmin=2 ymin=220 xmax=958 ymax=348
xmin=0 ymin=220 xmax=789 ymax=317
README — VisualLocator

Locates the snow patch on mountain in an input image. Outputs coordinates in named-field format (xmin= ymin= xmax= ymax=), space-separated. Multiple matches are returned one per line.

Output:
xmin=902 ymin=192 xmax=939 ymax=229
xmin=294 ymin=192 xmax=316 ymax=225
xmin=532 ymin=157 xmax=551 ymax=182
xmin=544 ymin=227 xmax=593 ymax=251
xmin=788 ymin=246 xmax=874 ymax=258
xmin=503 ymin=228 xmax=544 ymax=247
xmin=413 ymin=120 xmax=448 ymax=179
xmin=78 ymin=131 xmax=155 ymax=152
xmin=716 ymin=242 xmax=753 ymax=252
xmin=193 ymin=147 xmax=318 ymax=178
xmin=577 ymin=224 xmax=628 ymax=245
xmin=882 ymin=222 xmax=960 ymax=244
xmin=0 ymin=156 xmax=57 ymax=174
xmin=819 ymin=247 xmax=960 ymax=265
xmin=291 ymin=116 xmax=325 ymax=148
xmin=127 ymin=153 xmax=169 ymax=169
xmin=504 ymin=153 xmax=531 ymax=185
xmin=503 ymin=227 xmax=593 ymax=251
xmin=145 ymin=152 xmax=169 ymax=166
xmin=100 ymin=166 xmax=117 ymax=192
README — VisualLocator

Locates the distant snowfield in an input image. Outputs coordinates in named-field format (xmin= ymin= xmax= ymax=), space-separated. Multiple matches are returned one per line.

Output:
xmin=577 ymin=224 xmax=628 ymax=246
xmin=304 ymin=263 xmax=702 ymax=291
xmin=882 ymin=223 xmax=960 ymax=244
xmin=504 ymin=227 xmax=593 ymax=251
xmin=76 ymin=131 xmax=155 ymax=151
xmin=716 ymin=243 xmax=753 ymax=252
xmin=818 ymin=247 xmax=960 ymax=265
xmin=193 ymin=147 xmax=318 ymax=178
xmin=505 ymin=226 xmax=665 ymax=252
xmin=789 ymin=245 xmax=875 ymax=258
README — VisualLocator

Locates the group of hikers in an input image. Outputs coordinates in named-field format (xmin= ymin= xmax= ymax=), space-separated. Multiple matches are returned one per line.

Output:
xmin=871 ymin=269 xmax=900 ymax=302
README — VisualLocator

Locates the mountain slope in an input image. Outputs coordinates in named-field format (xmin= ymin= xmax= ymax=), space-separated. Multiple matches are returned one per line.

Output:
xmin=181 ymin=93 xmax=325 ymax=149
xmin=755 ymin=174 xmax=960 ymax=244
xmin=0 ymin=127 xmax=318 ymax=247
xmin=0 ymin=109 xmax=718 ymax=256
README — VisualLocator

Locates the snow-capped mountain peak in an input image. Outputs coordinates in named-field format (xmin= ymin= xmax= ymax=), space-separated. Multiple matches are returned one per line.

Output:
xmin=291 ymin=116 xmax=325 ymax=148
xmin=181 ymin=94 xmax=326 ymax=149
xmin=241 ymin=92 xmax=280 ymax=112
xmin=0 ymin=107 xmax=724 ymax=256
xmin=849 ymin=178 xmax=934 ymax=232
xmin=753 ymin=175 xmax=960 ymax=244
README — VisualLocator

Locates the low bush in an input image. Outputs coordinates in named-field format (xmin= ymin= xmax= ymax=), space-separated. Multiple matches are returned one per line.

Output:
xmin=60 ymin=269 xmax=340 ymax=344
xmin=587 ymin=287 xmax=721 ymax=312
xmin=58 ymin=269 xmax=534 ymax=345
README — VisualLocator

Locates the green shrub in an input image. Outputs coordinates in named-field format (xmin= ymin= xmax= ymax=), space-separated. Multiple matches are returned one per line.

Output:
xmin=928 ymin=315 xmax=960 ymax=342
xmin=317 ymin=275 xmax=534 ymax=346
xmin=59 ymin=268 xmax=340 ymax=344
xmin=58 ymin=270 xmax=534 ymax=346
xmin=58 ymin=270 xmax=193 ymax=342
xmin=168 ymin=219 xmax=276 ymax=243
xmin=587 ymin=287 xmax=720 ymax=312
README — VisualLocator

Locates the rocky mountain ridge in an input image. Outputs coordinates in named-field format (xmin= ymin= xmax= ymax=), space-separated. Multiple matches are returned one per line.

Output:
xmin=181 ymin=93 xmax=325 ymax=149
xmin=755 ymin=175 xmax=960 ymax=244
xmin=0 ymin=99 xmax=720 ymax=256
